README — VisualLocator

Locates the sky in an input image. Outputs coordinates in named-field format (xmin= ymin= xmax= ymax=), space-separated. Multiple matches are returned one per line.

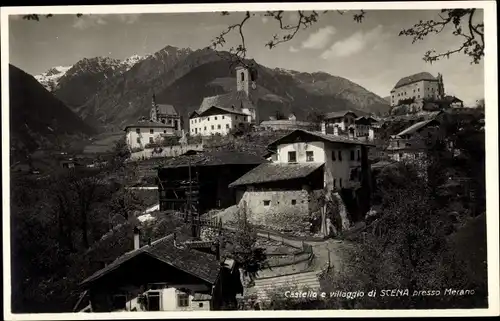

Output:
xmin=8 ymin=10 xmax=485 ymax=106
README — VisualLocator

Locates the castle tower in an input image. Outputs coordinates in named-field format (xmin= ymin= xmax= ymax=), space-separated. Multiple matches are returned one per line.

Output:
xmin=235 ymin=66 xmax=250 ymax=96
xmin=437 ymin=73 xmax=445 ymax=99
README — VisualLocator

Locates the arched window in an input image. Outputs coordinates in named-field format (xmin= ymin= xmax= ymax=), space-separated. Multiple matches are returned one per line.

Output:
xmin=241 ymin=72 xmax=245 ymax=82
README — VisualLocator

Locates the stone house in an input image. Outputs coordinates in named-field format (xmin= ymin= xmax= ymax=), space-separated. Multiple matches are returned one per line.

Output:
xmin=229 ymin=129 xmax=374 ymax=234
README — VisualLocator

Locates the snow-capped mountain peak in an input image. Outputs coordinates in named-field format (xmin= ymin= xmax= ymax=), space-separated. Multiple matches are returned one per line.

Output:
xmin=34 ymin=66 xmax=72 ymax=91
xmin=121 ymin=54 xmax=150 ymax=71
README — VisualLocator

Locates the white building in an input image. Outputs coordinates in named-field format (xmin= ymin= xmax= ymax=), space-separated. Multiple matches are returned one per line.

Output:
xmin=189 ymin=66 xmax=258 ymax=136
xmin=390 ymin=72 xmax=445 ymax=107
xmin=125 ymin=121 xmax=178 ymax=150
xmin=189 ymin=106 xmax=252 ymax=136
xmin=230 ymin=129 xmax=373 ymax=234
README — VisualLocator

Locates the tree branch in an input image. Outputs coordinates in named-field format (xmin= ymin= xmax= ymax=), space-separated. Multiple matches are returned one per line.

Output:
xmin=399 ymin=9 xmax=484 ymax=64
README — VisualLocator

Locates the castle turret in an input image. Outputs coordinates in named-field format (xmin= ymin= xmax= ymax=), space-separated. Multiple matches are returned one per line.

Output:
xmin=150 ymin=94 xmax=158 ymax=122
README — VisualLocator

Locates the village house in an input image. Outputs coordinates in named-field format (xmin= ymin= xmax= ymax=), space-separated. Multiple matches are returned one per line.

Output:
xmin=124 ymin=97 xmax=181 ymax=150
xmin=157 ymin=150 xmax=266 ymax=215
xmin=321 ymin=110 xmax=358 ymax=134
xmin=229 ymin=129 xmax=374 ymax=235
xmin=386 ymin=118 xmax=442 ymax=162
xmin=189 ymin=66 xmax=258 ymax=136
xmin=78 ymin=227 xmax=242 ymax=312
xmin=390 ymin=72 xmax=445 ymax=107
xmin=320 ymin=110 xmax=377 ymax=141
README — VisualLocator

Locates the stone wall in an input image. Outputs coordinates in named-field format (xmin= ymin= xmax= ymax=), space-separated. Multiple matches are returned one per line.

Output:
xmin=129 ymin=144 xmax=203 ymax=161
xmin=239 ymin=188 xmax=320 ymax=233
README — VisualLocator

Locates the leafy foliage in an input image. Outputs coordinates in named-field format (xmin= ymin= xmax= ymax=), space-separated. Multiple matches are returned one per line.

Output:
xmin=10 ymin=139 xmax=148 ymax=313
xmin=399 ymin=9 xmax=484 ymax=64
xmin=224 ymin=201 xmax=269 ymax=281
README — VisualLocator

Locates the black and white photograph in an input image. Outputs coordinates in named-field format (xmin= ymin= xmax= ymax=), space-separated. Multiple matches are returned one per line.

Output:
xmin=2 ymin=1 xmax=499 ymax=318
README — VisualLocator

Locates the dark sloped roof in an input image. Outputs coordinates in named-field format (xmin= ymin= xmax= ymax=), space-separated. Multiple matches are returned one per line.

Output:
xmin=198 ymin=91 xmax=254 ymax=115
xmin=123 ymin=120 xmax=175 ymax=131
xmin=394 ymin=72 xmax=437 ymax=89
xmin=157 ymin=104 xmax=179 ymax=116
xmin=196 ymin=105 xmax=249 ymax=118
xmin=80 ymin=233 xmax=221 ymax=286
xmin=160 ymin=150 xmax=267 ymax=168
xmin=229 ymin=162 xmax=324 ymax=187
xmin=323 ymin=110 xmax=358 ymax=120
xmin=267 ymin=129 xmax=375 ymax=150
xmin=396 ymin=119 xmax=440 ymax=137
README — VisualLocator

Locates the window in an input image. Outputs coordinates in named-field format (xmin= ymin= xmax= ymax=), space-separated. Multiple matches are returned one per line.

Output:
xmin=136 ymin=137 xmax=141 ymax=144
xmin=112 ymin=294 xmax=127 ymax=310
xmin=357 ymin=150 xmax=361 ymax=161
xmin=418 ymin=88 xmax=420 ymax=92
xmin=333 ymin=179 xmax=336 ymax=188
xmin=339 ymin=178 xmax=343 ymax=188
xmin=222 ymin=116 xmax=225 ymax=119
xmin=350 ymin=150 xmax=355 ymax=161
xmin=164 ymin=130 xmax=167 ymax=134
xmin=208 ymin=117 xmax=210 ymax=121
xmin=235 ymin=116 xmax=238 ymax=120
xmin=136 ymin=128 xmax=140 ymax=134
xmin=226 ymin=124 xmax=230 ymax=129
xmin=149 ymin=137 xmax=154 ymax=144
xmin=241 ymin=72 xmax=245 ymax=82
xmin=215 ymin=116 xmax=218 ymax=120
xmin=288 ymin=151 xmax=297 ymax=163
xmin=397 ymin=140 xmax=400 ymax=148
xmin=211 ymin=125 xmax=214 ymax=130
xmin=195 ymin=128 xmax=198 ymax=134
xmin=331 ymin=150 xmax=336 ymax=161
xmin=191 ymin=129 xmax=194 ymax=132
xmin=306 ymin=151 xmax=314 ymax=162
xmin=291 ymin=200 xmax=297 ymax=205
xmin=177 ymin=293 xmax=189 ymax=308
xmin=418 ymin=95 xmax=420 ymax=98
xmin=263 ymin=200 xmax=270 ymax=206
xmin=198 ymin=303 xmax=204 ymax=308
xmin=399 ymin=153 xmax=403 ymax=159
xmin=204 ymin=126 xmax=207 ymax=131
xmin=338 ymin=151 xmax=342 ymax=161
xmin=217 ymin=124 xmax=221 ymax=129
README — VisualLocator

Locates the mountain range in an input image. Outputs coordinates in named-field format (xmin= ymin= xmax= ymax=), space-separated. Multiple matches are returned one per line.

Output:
xmin=9 ymin=64 xmax=96 ymax=161
xmin=31 ymin=45 xmax=390 ymax=132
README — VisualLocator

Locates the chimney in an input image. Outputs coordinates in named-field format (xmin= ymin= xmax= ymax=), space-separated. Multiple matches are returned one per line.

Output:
xmin=133 ymin=226 xmax=140 ymax=250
